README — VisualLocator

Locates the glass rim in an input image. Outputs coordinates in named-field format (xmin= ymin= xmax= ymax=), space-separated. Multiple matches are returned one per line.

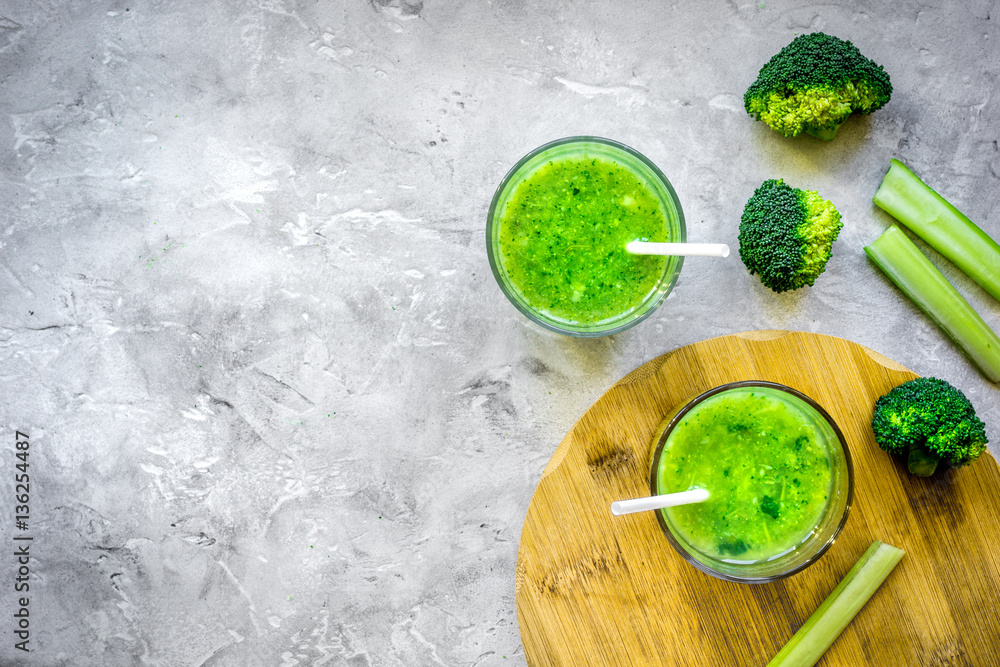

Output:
xmin=486 ymin=136 xmax=686 ymax=337
xmin=648 ymin=380 xmax=855 ymax=584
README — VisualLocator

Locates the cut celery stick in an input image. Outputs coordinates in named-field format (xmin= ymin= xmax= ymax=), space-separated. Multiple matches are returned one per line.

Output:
xmin=865 ymin=225 xmax=1000 ymax=383
xmin=873 ymin=158 xmax=1000 ymax=303
xmin=767 ymin=541 xmax=905 ymax=667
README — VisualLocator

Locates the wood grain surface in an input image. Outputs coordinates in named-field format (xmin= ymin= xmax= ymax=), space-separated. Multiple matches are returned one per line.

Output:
xmin=515 ymin=330 xmax=1000 ymax=666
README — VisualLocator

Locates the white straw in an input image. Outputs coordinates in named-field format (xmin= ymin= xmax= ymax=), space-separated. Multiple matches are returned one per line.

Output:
xmin=626 ymin=241 xmax=730 ymax=258
xmin=610 ymin=488 xmax=710 ymax=516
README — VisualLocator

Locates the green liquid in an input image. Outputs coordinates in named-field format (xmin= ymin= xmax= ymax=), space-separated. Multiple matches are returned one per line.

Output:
xmin=656 ymin=387 xmax=834 ymax=562
xmin=497 ymin=156 xmax=670 ymax=325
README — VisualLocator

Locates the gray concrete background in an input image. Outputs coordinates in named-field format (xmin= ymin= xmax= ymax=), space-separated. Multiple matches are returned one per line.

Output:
xmin=0 ymin=1 xmax=997 ymax=665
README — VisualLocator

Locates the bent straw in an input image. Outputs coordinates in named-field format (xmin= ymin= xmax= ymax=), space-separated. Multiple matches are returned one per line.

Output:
xmin=610 ymin=488 xmax=710 ymax=516
xmin=626 ymin=241 xmax=730 ymax=257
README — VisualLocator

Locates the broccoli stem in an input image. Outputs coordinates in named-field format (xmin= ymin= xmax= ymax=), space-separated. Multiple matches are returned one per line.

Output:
xmin=907 ymin=444 xmax=939 ymax=477
xmin=874 ymin=159 xmax=1000 ymax=303
xmin=864 ymin=225 xmax=1000 ymax=383
xmin=805 ymin=125 xmax=840 ymax=141
xmin=766 ymin=541 xmax=905 ymax=667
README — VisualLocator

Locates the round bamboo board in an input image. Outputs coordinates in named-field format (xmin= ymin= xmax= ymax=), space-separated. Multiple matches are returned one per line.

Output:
xmin=515 ymin=330 xmax=1000 ymax=666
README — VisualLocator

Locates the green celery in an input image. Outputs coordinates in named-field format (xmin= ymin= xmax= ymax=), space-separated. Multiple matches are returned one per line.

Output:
xmin=767 ymin=541 xmax=905 ymax=667
xmin=865 ymin=225 xmax=1000 ymax=383
xmin=873 ymin=159 xmax=1000 ymax=302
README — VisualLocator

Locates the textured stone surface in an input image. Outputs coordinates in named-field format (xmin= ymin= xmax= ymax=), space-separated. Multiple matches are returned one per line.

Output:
xmin=0 ymin=1 xmax=997 ymax=665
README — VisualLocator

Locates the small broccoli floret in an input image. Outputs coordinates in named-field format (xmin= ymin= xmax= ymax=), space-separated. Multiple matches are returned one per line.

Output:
xmin=745 ymin=32 xmax=892 ymax=140
xmin=871 ymin=376 xmax=989 ymax=477
xmin=738 ymin=179 xmax=843 ymax=293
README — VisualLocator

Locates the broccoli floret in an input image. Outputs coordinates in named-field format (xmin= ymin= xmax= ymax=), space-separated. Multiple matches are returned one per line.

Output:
xmin=738 ymin=179 xmax=843 ymax=293
xmin=871 ymin=376 xmax=989 ymax=477
xmin=745 ymin=32 xmax=892 ymax=140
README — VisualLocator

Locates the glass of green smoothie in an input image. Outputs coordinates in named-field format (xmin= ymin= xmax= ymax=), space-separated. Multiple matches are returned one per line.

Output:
xmin=647 ymin=381 xmax=853 ymax=583
xmin=487 ymin=137 xmax=686 ymax=336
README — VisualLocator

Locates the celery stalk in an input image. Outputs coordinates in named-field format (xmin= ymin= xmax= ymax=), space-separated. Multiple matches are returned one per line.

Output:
xmin=873 ymin=158 xmax=1000 ymax=303
xmin=767 ymin=541 xmax=905 ymax=667
xmin=865 ymin=225 xmax=1000 ymax=383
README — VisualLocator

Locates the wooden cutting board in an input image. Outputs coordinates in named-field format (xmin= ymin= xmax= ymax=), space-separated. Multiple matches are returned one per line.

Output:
xmin=515 ymin=330 xmax=1000 ymax=666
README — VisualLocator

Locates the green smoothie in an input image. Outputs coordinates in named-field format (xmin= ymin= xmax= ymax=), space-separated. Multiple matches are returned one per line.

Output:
xmin=496 ymin=155 xmax=670 ymax=325
xmin=655 ymin=386 xmax=834 ymax=563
